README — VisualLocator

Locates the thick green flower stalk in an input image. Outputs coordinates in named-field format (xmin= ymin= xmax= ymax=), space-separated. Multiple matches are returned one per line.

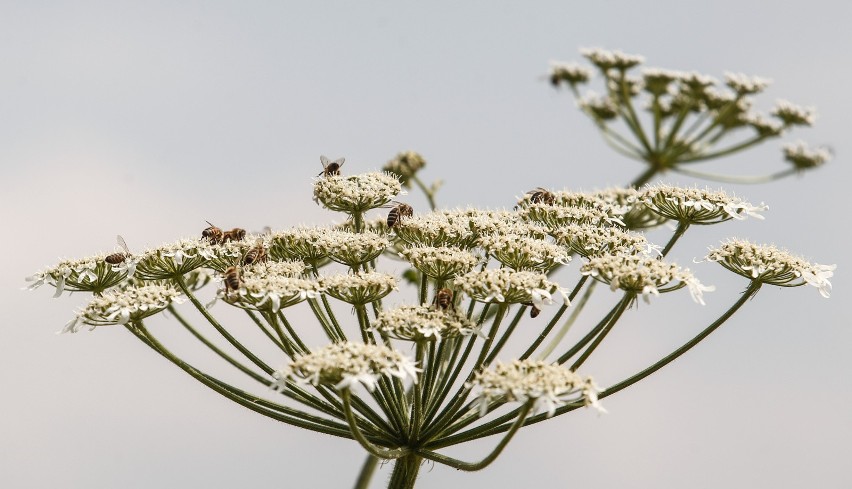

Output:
xmin=27 ymin=50 xmax=835 ymax=488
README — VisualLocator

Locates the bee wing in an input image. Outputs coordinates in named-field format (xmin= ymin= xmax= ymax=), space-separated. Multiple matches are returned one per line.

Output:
xmin=320 ymin=155 xmax=330 ymax=168
xmin=116 ymin=235 xmax=130 ymax=253
xmin=332 ymin=157 xmax=345 ymax=167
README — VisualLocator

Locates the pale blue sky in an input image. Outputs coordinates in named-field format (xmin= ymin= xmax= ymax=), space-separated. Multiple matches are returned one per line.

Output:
xmin=2 ymin=2 xmax=849 ymax=488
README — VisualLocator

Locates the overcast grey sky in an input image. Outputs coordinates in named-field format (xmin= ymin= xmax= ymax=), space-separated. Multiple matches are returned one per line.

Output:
xmin=2 ymin=1 xmax=850 ymax=488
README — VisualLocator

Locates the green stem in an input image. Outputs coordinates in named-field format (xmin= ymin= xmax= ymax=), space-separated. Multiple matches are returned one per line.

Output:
xmin=536 ymin=279 xmax=596 ymax=361
xmin=411 ymin=175 xmax=437 ymax=211
xmin=484 ymin=304 xmax=526 ymax=365
xmin=352 ymin=456 xmax=379 ymax=489
xmin=630 ymin=165 xmax=660 ymax=188
xmin=176 ymin=277 xmax=274 ymax=375
xmin=569 ymin=293 xmax=634 ymax=371
xmin=661 ymin=221 xmax=690 ymax=257
xmin=555 ymin=293 xmax=623 ymax=365
xmin=342 ymin=390 xmax=409 ymax=459
xmin=417 ymin=404 xmax=531 ymax=471
xmin=387 ymin=454 xmax=423 ymax=489
xmin=671 ymin=166 xmax=798 ymax=184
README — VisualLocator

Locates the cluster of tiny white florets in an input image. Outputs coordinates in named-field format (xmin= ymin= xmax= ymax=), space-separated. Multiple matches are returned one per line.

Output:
xmin=135 ymin=238 xmax=217 ymax=280
xmin=205 ymin=238 xmax=255 ymax=272
xmin=587 ymin=187 xmax=668 ymax=229
xmin=318 ymin=230 xmax=389 ymax=267
xmin=771 ymin=99 xmax=816 ymax=126
xmin=399 ymin=246 xmax=481 ymax=281
xmin=724 ymin=72 xmax=772 ymax=95
xmin=548 ymin=61 xmax=593 ymax=87
xmin=551 ymin=224 xmax=659 ymax=258
xmin=62 ymin=284 xmax=184 ymax=333
xmin=580 ymin=47 xmax=645 ymax=71
xmin=393 ymin=212 xmax=478 ymax=249
xmin=520 ymin=202 xmax=623 ymax=229
xmin=581 ymin=254 xmax=714 ymax=304
xmin=270 ymin=227 xmax=333 ymax=263
xmin=455 ymin=268 xmax=570 ymax=308
xmin=468 ymin=360 xmax=605 ymax=418
xmin=641 ymin=184 xmax=767 ymax=224
xmin=382 ymin=151 xmax=426 ymax=188
xmin=320 ymin=272 xmax=398 ymax=305
xmin=225 ymin=267 xmax=321 ymax=313
xmin=373 ymin=305 xmax=480 ymax=342
xmin=313 ymin=172 xmax=402 ymax=213
xmin=458 ymin=209 xmax=549 ymax=239
xmin=706 ymin=239 xmax=835 ymax=298
xmin=578 ymin=92 xmax=619 ymax=120
xmin=26 ymin=253 xmax=129 ymax=297
xmin=782 ymin=141 xmax=832 ymax=170
xmin=272 ymin=342 xmax=420 ymax=392
xmin=477 ymin=234 xmax=571 ymax=272
xmin=550 ymin=190 xmax=630 ymax=217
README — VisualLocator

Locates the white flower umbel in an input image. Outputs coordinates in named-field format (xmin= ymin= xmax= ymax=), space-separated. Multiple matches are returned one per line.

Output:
xmin=320 ymin=272 xmax=397 ymax=305
xmin=62 ymin=284 xmax=184 ymax=333
xmin=772 ymin=99 xmax=816 ymax=127
xmin=548 ymin=61 xmax=592 ymax=87
xmin=313 ymin=172 xmax=402 ymax=214
xmin=783 ymin=141 xmax=832 ymax=171
xmin=552 ymin=224 xmax=659 ymax=258
xmin=477 ymin=234 xmax=571 ymax=272
xmin=205 ymin=238 xmax=256 ymax=272
xmin=373 ymin=305 xmax=480 ymax=342
xmin=135 ymin=238 xmax=217 ymax=280
xmin=706 ymin=239 xmax=835 ymax=298
xmin=580 ymin=47 xmax=644 ymax=72
xmin=273 ymin=342 xmax=419 ymax=392
xmin=270 ymin=227 xmax=333 ymax=264
xmin=319 ymin=230 xmax=389 ymax=268
xmin=642 ymin=184 xmax=767 ymax=224
xmin=581 ymin=254 xmax=714 ymax=304
xmin=468 ymin=360 xmax=605 ymax=418
xmin=393 ymin=212 xmax=477 ymax=249
xmin=455 ymin=269 xmax=570 ymax=309
xmin=27 ymin=253 xmax=129 ymax=297
xmin=382 ymin=151 xmax=426 ymax=188
xmin=578 ymin=92 xmax=619 ymax=121
xmin=224 ymin=265 xmax=321 ymax=313
xmin=724 ymin=72 xmax=772 ymax=95
xmin=520 ymin=202 xmax=623 ymax=230
xmin=590 ymin=187 xmax=668 ymax=230
xmin=399 ymin=246 xmax=480 ymax=281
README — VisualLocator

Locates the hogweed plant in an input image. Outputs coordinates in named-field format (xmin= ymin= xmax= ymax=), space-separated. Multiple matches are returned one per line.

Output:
xmin=27 ymin=48 xmax=835 ymax=488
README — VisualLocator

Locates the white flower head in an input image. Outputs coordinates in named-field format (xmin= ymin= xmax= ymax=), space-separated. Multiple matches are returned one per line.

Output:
xmin=580 ymin=47 xmax=644 ymax=71
xmin=581 ymin=254 xmax=713 ymax=304
xmin=373 ymin=305 xmax=480 ymax=342
xmin=706 ymin=239 xmax=834 ymax=297
xmin=782 ymin=141 xmax=832 ymax=171
xmin=393 ymin=211 xmax=477 ymax=249
xmin=319 ymin=230 xmax=389 ymax=267
xmin=772 ymin=99 xmax=816 ymax=126
xmin=724 ymin=72 xmax=772 ymax=95
xmin=320 ymin=272 xmax=397 ymax=305
xmin=478 ymin=234 xmax=571 ymax=272
xmin=224 ymin=264 xmax=321 ymax=313
xmin=642 ymin=184 xmax=767 ymax=224
xmin=399 ymin=246 xmax=481 ymax=281
xmin=27 ymin=252 xmax=129 ymax=297
xmin=135 ymin=238 xmax=216 ymax=280
xmin=273 ymin=342 xmax=419 ymax=392
xmin=468 ymin=360 xmax=605 ymax=418
xmin=548 ymin=61 xmax=593 ymax=87
xmin=455 ymin=268 xmax=569 ymax=309
xmin=313 ymin=171 xmax=402 ymax=214
xmin=62 ymin=284 xmax=184 ymax=333
xmin=552 ymin=224 xmax=657 ymax=258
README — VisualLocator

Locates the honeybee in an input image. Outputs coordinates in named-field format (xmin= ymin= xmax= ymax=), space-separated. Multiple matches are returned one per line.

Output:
xmin=525 ymin=187 xmax=556 ymax=206
xmin=318 ymin=155 xmax=345 ymax=177
xmin=202 ymin=221 xmax=224 ymax=244
xmin=105 ymin=235 xmax=132 ymax=264
xmin=386 ymin=202 xmax=414 ymax=228
xmin=241 ymin=238 xmax=268 ymax=266
xmin=223 ymin=266 xmax=243 ymax=296
xmin=222 ymin=228 xmax=246 ymax=243
xmin=433 ymin=288 xmax=455 ymax=311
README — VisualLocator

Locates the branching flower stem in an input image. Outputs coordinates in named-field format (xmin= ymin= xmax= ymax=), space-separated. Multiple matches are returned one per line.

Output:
xmin=342 ymin=390 xmax=409 ymax=459
xmin=535 ymin=277 xmax=595 ymax=361
xmin=427 ymin=282 xmax=762 ymax=448
xmin=661 ymin=221 xmax=690 ymax=257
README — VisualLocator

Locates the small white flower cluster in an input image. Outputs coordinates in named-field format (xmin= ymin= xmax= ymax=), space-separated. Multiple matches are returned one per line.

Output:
xmin=782 ymin=141 xmax=832 ymax=171
xmin=270 ymin=227 xmax=333 ymax=263
xmin=399 ymin=246 xmax=480 ymax=281
xmin=455 ymin=208 xmax=548 ymax=239
xmin=580 ymin=47 xmax=645 ymax=71
xmin=226 ymin=266 xmax=321 ymax=313
xmin=319 ymin=230 xmax=389 ymax=267
xmin=548 ymin=61 xmax=593 ymax=87
xmin=771 ymin=99 xmax=816 ymax=126
xmin=455 ymin=268 xmax=570 ymax=309
xmin=135 ymin=238 xmax=218 ymax=280
xmin=62 ymin=284 xmax=184 ymax=333
xmin=520 ymin=202 xmax=623 ymax=229
xmin=578 ymin=92 xmax=619 ymax=120
xmin=552 ymin=224 xmax=659 ymax=258
xmin=373 ymin=305 xmax=480 ymax=342
xmin=642 ymin=184 xmax=767 ymax=224
xmin=273 ymin=342 xmax=420 ymax=392
xmin=581 ymin=254 xmax=714 ymax=304
xmin=724 ymin=72 xmax=772 ymax=95
xmin=382 ymin=151 xmax=426 ymax=188
xmin=320 ymin=271 xmax=397 ymax=305
xmin=706 ymin=239 xmax=834 ymax=298
xmin=587 ymin=187 xmax=668 ymax=230
xmin=313 ymin=171 xmax=402 ymax=213
xmin=468 ymin=359 xmax=605 ymax=418
xmin=27 ymin=253 xmax=128 ymax=297
xmin=477 ymin=233 xmax=571 ymax=272
xmin=393 ymin=212 xmax=478 ymax=249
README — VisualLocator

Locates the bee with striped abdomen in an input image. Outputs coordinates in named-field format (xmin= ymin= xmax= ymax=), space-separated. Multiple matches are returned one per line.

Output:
xmin=318 ymin=155 xmax=345 ymax=177
xmin=105 ymin=235 xmax=132 ymax=265
xmin=241 ymin=238 xmax=268 ymax=266
xmin=386 ymin=202 xmax=414 ymax=228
